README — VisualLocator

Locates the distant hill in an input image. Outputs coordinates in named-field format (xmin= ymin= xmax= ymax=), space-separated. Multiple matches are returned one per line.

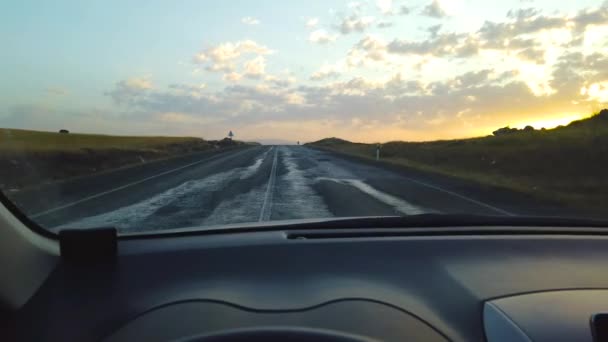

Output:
xmin=307 ymin=109 xmax=608 ymax=213
xmin=308 ymin=137 xmax=353 ymax=146
xmin=255 ymin=138 xmax=298 ymax=145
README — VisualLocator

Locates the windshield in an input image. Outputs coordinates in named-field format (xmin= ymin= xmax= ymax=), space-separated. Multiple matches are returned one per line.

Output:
xmin=1 ymin=1 xmax=607 ymax=234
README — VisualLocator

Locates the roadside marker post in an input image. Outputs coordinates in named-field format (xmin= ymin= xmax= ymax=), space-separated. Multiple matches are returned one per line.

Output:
xmin=376 ymin=144 xmax=381 ymax=161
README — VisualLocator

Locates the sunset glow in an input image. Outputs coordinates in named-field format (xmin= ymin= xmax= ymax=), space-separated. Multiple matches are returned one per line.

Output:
xmin=1 ymin=0 xmax=608 ymax=143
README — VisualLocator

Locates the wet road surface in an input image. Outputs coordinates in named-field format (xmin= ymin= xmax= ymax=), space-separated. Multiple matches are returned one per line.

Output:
xmin=11 ymin=145 xmax=579 ymax=232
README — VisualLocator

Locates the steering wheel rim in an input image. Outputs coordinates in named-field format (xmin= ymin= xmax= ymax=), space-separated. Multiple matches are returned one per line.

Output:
xmin=177 ymin=326 xmax=378 ymax=342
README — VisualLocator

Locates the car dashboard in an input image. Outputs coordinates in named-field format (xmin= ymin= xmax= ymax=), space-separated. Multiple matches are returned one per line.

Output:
xmin=9 ymin=223 xmax=608 ymax=341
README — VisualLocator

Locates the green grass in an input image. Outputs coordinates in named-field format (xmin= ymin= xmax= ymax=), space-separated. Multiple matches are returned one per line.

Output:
xmin=0 ymin=128 xmax=206 ymax=153
xmin=0 ymin=128 xmax=221 ymax=190
xmin=308 ymin=111 xmax=608 ymax=211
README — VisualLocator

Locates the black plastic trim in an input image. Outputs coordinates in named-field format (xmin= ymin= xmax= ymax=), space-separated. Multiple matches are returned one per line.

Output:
xmin=0 ymin=190 xmax=56 ymax=239
xmin=59 ymin=227 xmax=117 ymax=262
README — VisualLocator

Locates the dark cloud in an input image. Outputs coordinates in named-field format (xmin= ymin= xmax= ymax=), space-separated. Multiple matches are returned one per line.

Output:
xmin=550 ymin=52 xmax=608 ymax=97
xmin=399 ymin=6 xmax=411 ymax=15
xmin=427 ymin=24 xmax=442 ymax=38
xmin=387 ymin=32 xmax=468 ymax=56
xmin=421 ymin=0 xmax=447 ymax=18
xmin=104 ymin=79 xmax=152 ymax=106
xmin=336 ymin=14 xmax=375 ymax=34
xmin=452 ymin=70 xmax=492 ymax=89
xmin=572 ymin=4 xmax=608 ymax=32
xmin=517 ymin=47 xmax=545 ymax=64
xmin=479 ymin=13 xmax=566 ymax=43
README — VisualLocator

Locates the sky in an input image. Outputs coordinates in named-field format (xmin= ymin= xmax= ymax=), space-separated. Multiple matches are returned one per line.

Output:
xmin=1 ymin=0 xmax=608 ymax=143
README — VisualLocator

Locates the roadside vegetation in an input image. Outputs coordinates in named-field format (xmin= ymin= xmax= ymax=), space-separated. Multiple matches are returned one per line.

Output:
xmin=307 ymin=110 xmax=608 ymax=212
xmin=0 ymin=128 xmax=252 ymax=191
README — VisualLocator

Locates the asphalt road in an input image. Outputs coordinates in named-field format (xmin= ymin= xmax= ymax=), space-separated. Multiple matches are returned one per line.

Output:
xmin=10 ymin=145 xmax=583 ymax=233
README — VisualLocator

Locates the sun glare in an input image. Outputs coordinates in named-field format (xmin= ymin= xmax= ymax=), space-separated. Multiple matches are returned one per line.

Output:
xmin=512 ymin=113 xmax=587 ymax=130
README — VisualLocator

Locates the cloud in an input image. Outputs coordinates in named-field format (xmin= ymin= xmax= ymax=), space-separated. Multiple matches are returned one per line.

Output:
xmin=241 ymin=17 xmax=260 ymax=25
xmin=421 ymin=0 xmax=447 ymax=18
xmin=308 ymin=29 xmax=338 ymax=44
xmin=337 ymin=14 xmax=375 ymax=34
xmin=223 ymin=72 xmax=243 ymax=82
xmin=350 ymin=35 xmax=389 ymax=64
xmin=243 ymin=56 xmax=266 ymax=79
xmin=105 ymin=77 xmax=153 ymax=105
xmin=387 ymin=32 xmax=473 ymax=57
xmin=479 ymin=12 xmax=567 ymax=44
xmin=125 ymin=77 xmax=154 ymax=90
xmin=310 ymin=64 xmax=342 ymax=81
xmin=192 ymin=40 xmax=273 ymax=73
xmin=377 ymin=21 xmax=393 ymax=28
xmin=376 ymin=0 xmax=393 ymax=15
xmin=305 ymin=17 xmax=319 ymax=28
xmin=517 ymin=47 xmax=546 ymax=64
xmin=573 ymin=4 xmax=608 ymax=32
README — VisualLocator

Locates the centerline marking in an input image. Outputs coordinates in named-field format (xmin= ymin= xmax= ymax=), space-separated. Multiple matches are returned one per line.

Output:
xmin=259 ymin=147 xmax=278 ymax=222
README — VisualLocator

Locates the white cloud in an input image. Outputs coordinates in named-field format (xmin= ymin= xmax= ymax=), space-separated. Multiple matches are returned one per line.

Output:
xmin=306 ymin=17 xmax=319 ymax=28
xmin=193 ymin=40 xmax=273 ymax=72
xmin=192 ymin=40 xmax=274 ymax=80
xmin=376 ymin=0 xmax=393 ymax=15
xmin=348 ymin=35 xmax=390 ymax=66
xmin=223 ymin=72 xmax=243 ymax=82
xmin=310 ymin=63 xmax=343 ymax=81
xmin=308 ymin=29 xmax=338 ymax=44
xmin=581 ymin=81 xmax=608 ymax=102
xmin=243 ymin=56 xmax=267 ymax=79
xmin=125 ymin=77 xmax=154 ymax=90
xmin=241 ymin=17 xmax=260 ymax=25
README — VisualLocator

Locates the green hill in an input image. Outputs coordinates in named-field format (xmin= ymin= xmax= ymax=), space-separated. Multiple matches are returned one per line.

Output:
xmin=307 ymin=110 xmax=608 ymax=211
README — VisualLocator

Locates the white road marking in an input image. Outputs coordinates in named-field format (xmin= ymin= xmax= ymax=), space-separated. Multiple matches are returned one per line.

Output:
xmin=311 ymin=147 xmax=514 ymax=216
xmin=317 ymin=177 xmax=429 ymax=215
xmin=30 ymin=149 xmax=252 ymax=219
xmin=259 ymin=147 xmax=278 ymax=221
xmin=396 ymin=176 xmax=515 ymax=216
xmin=240 ymin=148 xmax=271 ymax=180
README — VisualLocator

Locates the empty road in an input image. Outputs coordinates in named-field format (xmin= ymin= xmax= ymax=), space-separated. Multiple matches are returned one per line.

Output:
xmin=10 ymin=145 xmax=578 ymax=232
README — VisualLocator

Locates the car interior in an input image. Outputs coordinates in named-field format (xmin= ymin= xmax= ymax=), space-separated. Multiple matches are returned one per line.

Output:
xmin=2 ymin=193 xmax=608 ymax=342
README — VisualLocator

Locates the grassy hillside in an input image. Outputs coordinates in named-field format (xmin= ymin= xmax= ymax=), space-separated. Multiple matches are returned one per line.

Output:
xmin=0 ymin=128 xmax=209 ymax=152
xmin=307 ymin=110 xmax=608 ymax=211
xmin=0 ymin=129 xmax=244 ymax=191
